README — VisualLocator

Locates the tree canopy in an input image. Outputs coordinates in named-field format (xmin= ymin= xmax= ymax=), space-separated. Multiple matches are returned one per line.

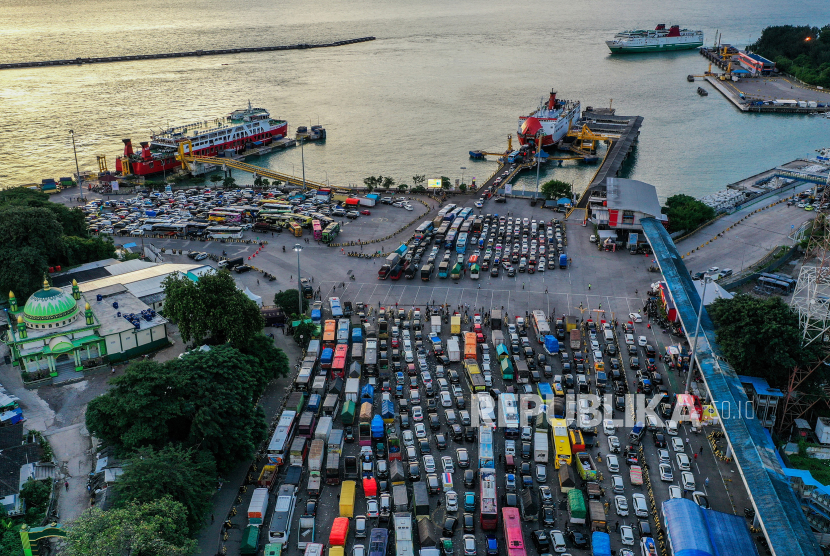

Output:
xmin=162 ymin=270 xmax=264 ymax=347
xmin=65 ymin=498 xmax=196 ymax=556
xmin=749 ymin=24 xmax=830 ymax=88
xmin=540 ymin=179 xmax=572 ymax=201
xmin=113 ymin=446 xmax=216 ymax=535
xmin=708 ymin=294 xmax=824 ymax=388
xmin=0 ymin=188 xmax=115 ymax=301
xmin=85 ymin=344 xmax=269 ymax=472
xmin=293 ymin=320 xmax=316 ymax=349
xmin=274 ymin=288 xmax=308 ymax=316
xmin=661 ymin=194 xmax=715 ymax=234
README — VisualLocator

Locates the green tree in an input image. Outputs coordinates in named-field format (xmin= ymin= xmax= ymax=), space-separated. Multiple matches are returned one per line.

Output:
xmin=708 ymin=294 xmax=825 ymax=388
xmin=20 ymin=479 xmax=51 ymax=525
xmin=440 ymin=176 xmax=451 ymax=190
xmin=412 ymin=185 xmax=427 ymax=194
xmin=382 ymin=176 xmax=395 ymax=189
xmin=363 ymin=176 xmax=379 ymax=191
xmin=661 ymin=194 xmax=715 ymax=234
xmin=459 ymin=183 xmax=467 ymax=193
xmin=254 ymin=176 xmax=263 ymax=187
xmin=161 ymin=271 xmax=264 ymax=347
xmin=293 ymin=320 xmax=316 ymax=349
xmin=412 ymin=175 xmax=426 ymax=188
xmin=114 ymin=446 xmax=215 ymax=535
xmin=398 ymin=184 xmax=408 ymax=191
xmin=222 ymin=176 xmax=236 ymax=189
xmin=540 ymin=179 xmax=572 ymax=201
xmin=237 ymin=333 xmax=291 ymax=385
xmin=65 ymin=498 xmax=197 ymax=556
xmin=209 ymin=174 xmax=222 ymax=185
xmin=261 ymin=178 xmax=270 ymax=186
xmin=273 ymin=289 xmax=309 ymax=316
xmin=749 ymin=25 xmax=830 ymax=88
xmin=86 ymin=345 xmax=268 ymax=472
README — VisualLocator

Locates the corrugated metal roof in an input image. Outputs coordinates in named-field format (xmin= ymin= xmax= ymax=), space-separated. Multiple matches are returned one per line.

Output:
xmin=606 ymin=178 xmax=664 ymax=219
xmin=78 ymin=263 xmax=204 ymax=292
xmin=642 ymin=217 xmax=822 ymax=556
xmin=104 ymin=259 xmax=158 ymax=276
xmin=738 ymin=375 xmax=784 ymax=398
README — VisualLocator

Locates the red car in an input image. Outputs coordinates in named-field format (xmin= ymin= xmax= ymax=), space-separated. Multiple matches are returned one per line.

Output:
xmin=360 ymin=210 xmax=371 ymax=215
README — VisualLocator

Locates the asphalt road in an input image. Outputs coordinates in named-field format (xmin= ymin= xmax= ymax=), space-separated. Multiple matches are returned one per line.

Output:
xmin=104 ymin=194 xmax=757 ymax=555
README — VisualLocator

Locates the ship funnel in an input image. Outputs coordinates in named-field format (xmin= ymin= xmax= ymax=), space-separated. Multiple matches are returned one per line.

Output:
xmin=122 ymin=139 xmax=134 ymax=156
xmin=139 ymin=142 xmax=152 ymax=161
xmin=655 ymin=24 xmax=666 ymax=30
xmin=547 ymin=90 xmax=557 ymax=110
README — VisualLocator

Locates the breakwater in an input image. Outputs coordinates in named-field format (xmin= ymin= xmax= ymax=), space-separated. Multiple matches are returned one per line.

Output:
xmin=0 ymin=36 xmax=376 ymax=70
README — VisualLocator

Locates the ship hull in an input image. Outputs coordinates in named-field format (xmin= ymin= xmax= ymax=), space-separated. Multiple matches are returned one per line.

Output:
xmin=606 ymin=40 xmax=703 ymax=53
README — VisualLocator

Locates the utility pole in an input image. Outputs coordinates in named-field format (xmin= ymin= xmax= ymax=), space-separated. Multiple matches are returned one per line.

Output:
xmin=70 ymin=130 xmax=84 ymax=201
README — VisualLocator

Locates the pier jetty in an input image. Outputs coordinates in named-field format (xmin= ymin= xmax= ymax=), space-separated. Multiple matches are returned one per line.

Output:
xmin=0 ymin=36 xmax=376 ymax=71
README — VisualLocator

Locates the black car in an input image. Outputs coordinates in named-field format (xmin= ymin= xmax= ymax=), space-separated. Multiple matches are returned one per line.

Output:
xmin=427 ymin=398 xmax=438 ymax=412
xmin=609 ymin=358 xmax=620 ymax=370
xmin=615 ymin=395 xmax=626 ymax=412
xmin=435 ymin=434 xmax=447 ymax=450
xmin=563 ymin=373 xmax=574 ymax=388
xmin=531 ymin=530 xmax=550 ymax=552
xmin=448 ymin=370 xmax=460 ymax=384
xmin=408 ymin=462 xmax=421 ymax=481
xmin=605 ymin=343 xmax=618 ymax=356
xmin=419 ymin=439 xmax=431 ymax=453
xmin=442 ymin=516 xmax=458 ymax=537
xmin=537 ymin=353 xmax=547 ymax=366
xmin=543 ymin=365 xmax=553 ymax=378
xmin=629 ymin=356 xmax=640 ymax=370
xmin=573 ymin=351 xmax=585 ymax=363
xmin=567 ymin=530 xmax=589 ymax=549
xmin=455 ymin=396 xmax=466 ymax=409
xmin=542 ymin=506 xmax=555 ymax=527
xmin=399 ymin=413 xmax=411 ymax=429
xmin=503 ymin=492 xmax=518 ymax=507
xmin=463 ymin=513 xmax=475 ymax=533
xmin=521 ymin=441 xmax=532 ymax=460
xmin=627 ymin=344 xmax=638 ymax=356
xmin=451 ymin=424 xmax=464 ymax=441
xmin=305 ymin=499 xmax=318 ymax=516
xmin=345 ymin=426 xmax=355 ymax=443
xmin=465 ymin=427 xmax=477 ymax=442
xmin=653 ymin=432 xmax=666 ymax=448
xmin=464 ymin=469 xmax=476 ymax=488
xmin=645 ymin=344 xmax=656 ymax=358
xmin=429 ymin=413 xmax=441 ymax=431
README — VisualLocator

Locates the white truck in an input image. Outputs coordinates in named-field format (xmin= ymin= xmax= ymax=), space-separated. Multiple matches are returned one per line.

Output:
xmin=447 ymin=338 xmax=461 ymax=362
xmin=431 ymin=315 xmax=442 ymax=335
xmin=345 ymin=378 xmax=361 ymax=403
xmin=307 ymin=439 xmax=325 ymax=497
xmin=298 ymin=515 xmax=316 ymax=550
xmin=247 ymin=487 xmax=269 ymax=526
xmin=534 ymin=431 xmax=549 ymax=464
xmin=315 ymin=416 xmax=333 ymax=442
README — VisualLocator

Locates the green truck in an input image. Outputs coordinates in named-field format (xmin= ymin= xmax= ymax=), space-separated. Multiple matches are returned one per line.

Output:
xmin=341 ymin=400 xmax=356 ymax=425
xmin=240 ymin=525 xmax=260 ymax=555
xmin=450 ymin=263 xmax=462 ymax=280
xmin=567 ymin=489 xmax=587 ymax=524
xmin=575 ymin=452 xmax=598 ymax=481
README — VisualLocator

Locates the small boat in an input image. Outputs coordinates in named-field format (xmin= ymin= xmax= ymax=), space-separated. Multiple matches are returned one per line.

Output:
xmin=697 ymin=87 xmax=708 ymax=96
xmin=687 ymin=75 xmax=695 ymax=82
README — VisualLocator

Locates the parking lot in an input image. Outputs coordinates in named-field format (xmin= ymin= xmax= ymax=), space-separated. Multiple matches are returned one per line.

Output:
xmin=90 ymin=191 xmax=756 ymax=555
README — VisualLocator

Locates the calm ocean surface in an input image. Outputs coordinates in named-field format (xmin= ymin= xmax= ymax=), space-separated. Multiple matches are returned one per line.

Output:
xmin=0 ymin=0 xmax=827 ymax=199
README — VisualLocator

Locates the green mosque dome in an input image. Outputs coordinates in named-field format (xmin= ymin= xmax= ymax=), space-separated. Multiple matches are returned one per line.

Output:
xmin=22 ymin=279 xmax=80 ymax=329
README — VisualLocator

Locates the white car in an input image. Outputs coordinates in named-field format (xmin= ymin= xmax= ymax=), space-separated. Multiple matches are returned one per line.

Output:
xmin=666 ymin=420 xmax=679 ymax=435
xmin=671 ymin=436 xmax=685 ymax=452
xmin=625 ymin=334 xmax=635 ymax=345
xmin=682 ymin=471 xmax=696 ymax=491
xmin=366 ymin=498 xmax=380 ymax=518
xmin=412 ymin=406 xmax=424 ymax=422
xmin=404 ymin=205 xmax=414 ymax=211
xmin=658 ymin=449 xmax=671 ymax=464
xmin=414 ymin=423 xmax=427 ymax=438
xmin=551 ymin=530 xmax=567 ymax=553
xmin=463 ymin=534 xmax=477 ymax=556
xmin=638 ymin=335 xmax=648 ymax=347
xmin=402 ymin=430 xmax=415 ymax=447
xmin=628 ymin=312 xmax=643 ymax=323
xmin=668 ymin=485 xmax=683 ymax=499
xmin=632 ymin=493 xmax=648 ymax=517
xmin=440 ymin=391 xmax=453 ymax=407
xmin=606 ymin=454 xmax=620 ymax=473
xmin=603 ymin=419 xmax=616 ymax=435
xmin=423 ymin=455 xmax=436 ymax=474
xmin=659 ymin=464 xmax=673 ymax=482
xmin=445 ymin=490 xmax=459 ymax=512
xmin=441 ymin=456 xmax=455 ymax=474
xmin=620 ymin=525 xmax=635 ymax=546
xmin=474 ymin=201 xmax=483 ymax=208
xmin=607 ymin=436 xmax=621 ymax=453
xmin=676 ymin=453 xmax=691 ymax=470
xmin=615 ymin=495 xmax=629 ymax=516
xmin=505 ymin=440 xmax=516 ymax=456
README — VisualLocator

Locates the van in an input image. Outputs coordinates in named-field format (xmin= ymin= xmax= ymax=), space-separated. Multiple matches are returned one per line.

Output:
xmin=427 ymin=473 xmax=440 ymax=494
xmin=646 ymin=414 xmax=660 ymax=432
xmin=442 ymin=472 xmax=454 ymax=492
xmin=603 ymin=330 xmax=615 ymax=343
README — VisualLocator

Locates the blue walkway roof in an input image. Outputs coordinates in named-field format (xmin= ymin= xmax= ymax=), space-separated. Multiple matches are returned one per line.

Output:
xmin=641 ymin=217 xmax=821 ymax=556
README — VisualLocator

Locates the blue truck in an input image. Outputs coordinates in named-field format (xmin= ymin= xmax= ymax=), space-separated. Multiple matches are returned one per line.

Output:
xmin=559 ymin=253 xmax=568 ymax=269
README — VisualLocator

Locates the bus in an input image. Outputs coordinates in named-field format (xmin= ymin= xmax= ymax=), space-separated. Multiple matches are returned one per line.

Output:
xmin=413 ymin=221 xmax=434 ymax=243
xmin=322 ymin=222 xmax=341 ymax=243
xmin=502 ymin=507 xmax=527 ymax=556
xmin=444 ymin=230 xmax=457 ymax=249
xmin=208 ymin=210 xmax=243 ymax=223
xmin=477 ymin=393 xmax=497 ymax=429
xmin=480 ymin=469 xmax=499 ymax=531
xmin=369 ymin=529 xmax=389 ymax=556
xmin=478 ymin=426 xmax=494 ymax=468
xmin=569 ymin=429 xmax=586 ymax=453
xmin=207 ymin=226 xmax=244 ymax=239
xmin=550 ymin=418 xmax=572 ymax=468
xmin=336 ymin=320 xmax=350 ymax=344
xmin=268 ymin=484 xmax=297 ymax=544
xmin=312 ymin=220 xmax=323 ymax=240
xmin=304 ymin=544 xmax=325 ymax=556
xmin=500 ymin=393 xmax=520 ymax=438
xmin=332 ymin=345 xmax=348 ymax=379
xmin=456 ymin=232 xmax=468 ymax=253
xmin=458 ymin=207 xmax=473 ymax=219
xmin=537 ymin=382 xmax=553 ymax=403
xmin=267 ymin=410 xmax=298 ymax=465
xmin=530 ymin=310 xmax=551 ymax=344
xmin=290 ymin=222 xmax=303 ymax=237
xmin=394 ymin=513 xmax=415 ymax=556
xmin=464 ymin=360 xmax=486 ymax=393
xmin=323 ymin=320 xmax=337 ymax=347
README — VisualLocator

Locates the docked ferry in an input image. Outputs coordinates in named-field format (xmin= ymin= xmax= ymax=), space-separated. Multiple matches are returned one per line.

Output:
xmin=115 ymin=103 xmax=288 ymax=176
xmin=517 ymin=90 xmax=581 ymax=151
xmin=606 ymin=24 xmax=703 ymax=53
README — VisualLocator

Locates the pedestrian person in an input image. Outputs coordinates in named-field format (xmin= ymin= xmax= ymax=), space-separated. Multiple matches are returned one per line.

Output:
xmin=686 ymin=437 xmax=690 ymax=446
xmin=65 ymin=481 xmax=69 ymax=491
xmin=615 ymin=521 xmax=620 ymax=532
xmin=545 ymin=288 xmax=548 ymax=294
xmin=588 ymin=283 xmax=592 ymax=290
xmin=704 ymin=477 xmax=709 ymax=487
xmin=257 ymin=279 xmax=260 ymax=285
xmin=694 ymin=453 xmax=698 ymax=461
xmin=211 ymin=514 xmax=215 ymax=523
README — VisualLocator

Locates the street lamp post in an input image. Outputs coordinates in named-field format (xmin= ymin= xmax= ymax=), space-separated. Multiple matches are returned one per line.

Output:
xmin=686 ymin=274 xmax=712 ymax=394
xmin=460 ymin=167 xmax=466 ymax=186
xmin=294 ymin=244 xmax=303 ymax=317
xmin=534 ymin=132 xmax=543 ymax=201
xmin=69 ymin=130 xmax=84 ymax=201
xmin=300 ymin=138 xmax=306 ymax=191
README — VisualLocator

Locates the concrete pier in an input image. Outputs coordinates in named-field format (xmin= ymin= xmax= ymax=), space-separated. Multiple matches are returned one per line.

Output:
xmin=0 ymin=37 xmax=376 ymax=71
